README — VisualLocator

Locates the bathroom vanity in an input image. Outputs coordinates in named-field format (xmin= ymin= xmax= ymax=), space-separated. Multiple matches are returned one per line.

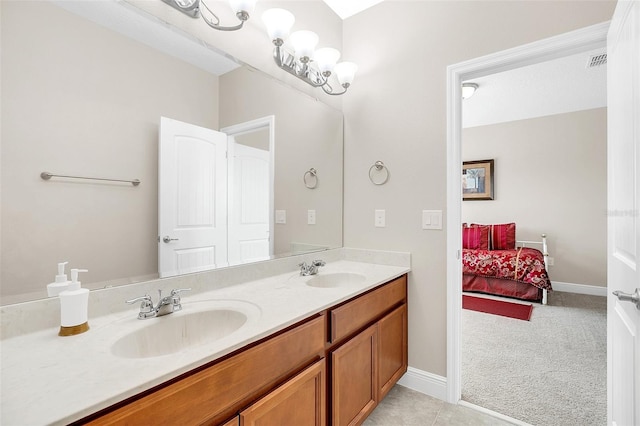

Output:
xmin=82 ymin=275 xmax=407 ymax=426
xmin=0 ymin=249 xmax=410 ymax=425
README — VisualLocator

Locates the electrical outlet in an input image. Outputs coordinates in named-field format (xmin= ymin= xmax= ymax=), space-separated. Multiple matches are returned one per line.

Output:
xmin=375 ymin=209 xmax=386 ymax=227
xmin=307 ymin=210 xmax=316 ymax=225
xmin=547 ymin=257 xmax=554 ymax=266
xmin=275 ymin=210 xmax=286 ymax=224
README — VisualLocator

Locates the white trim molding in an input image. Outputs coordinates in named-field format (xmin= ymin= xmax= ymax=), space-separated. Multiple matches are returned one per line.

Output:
xmin=446 ymin=21 xmax=609 ymax=405
xmin=459 ymin=401 xmax=534 ymax=426
xmin=397 ymin=367 xmax=448 ymax=401
xmin=551 ymin=281 xmax=608 ymax=297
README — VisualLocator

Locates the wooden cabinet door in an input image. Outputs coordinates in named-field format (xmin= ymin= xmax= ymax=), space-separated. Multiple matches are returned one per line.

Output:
xmin=240 ymin=360 xmax=325 ymax=426
xmin=378 ymin=304 xmax=408 ymax=400
xmin=222 ymin=417 xmax=239 ymax=426
xmin=331 ymin=324 xmax=378 ymax=426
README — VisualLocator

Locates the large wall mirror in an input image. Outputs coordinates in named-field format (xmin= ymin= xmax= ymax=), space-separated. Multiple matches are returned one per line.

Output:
xmin=0 ymin=0 xmax=344 ymax=305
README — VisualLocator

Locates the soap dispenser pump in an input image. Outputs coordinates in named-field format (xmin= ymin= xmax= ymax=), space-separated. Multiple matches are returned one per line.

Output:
xmin=47 ymin=261 xmax=72 ymax=297
xmin=58 ymin=269 xmax=90 ymax=336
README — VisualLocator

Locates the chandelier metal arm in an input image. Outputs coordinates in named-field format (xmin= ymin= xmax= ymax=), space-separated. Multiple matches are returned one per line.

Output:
xmin=321 ymin=82 xmax=349 ymax=96
xmin=272 ymin=44 xmax=349 ymax=96
xmin=200 ymin=0 xmax=248 ymax=31
xmin=272 ymin=45 xmax=327 ymax=88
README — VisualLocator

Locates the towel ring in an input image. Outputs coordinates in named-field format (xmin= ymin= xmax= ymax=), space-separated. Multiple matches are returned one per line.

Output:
xmin=304 ymin=168 xmax=318 ymax=189
xmin=369 ymin=161 xmax=389 ymax=185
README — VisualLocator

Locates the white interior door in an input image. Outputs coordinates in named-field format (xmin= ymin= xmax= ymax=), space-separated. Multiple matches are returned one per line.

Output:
xmin=607 ymin=1 xmax=640 ymax=425
xmin=227 ymin=136 xmax=271 ymax=265
xmin=159 ymin=117 xmax=228 ymax=277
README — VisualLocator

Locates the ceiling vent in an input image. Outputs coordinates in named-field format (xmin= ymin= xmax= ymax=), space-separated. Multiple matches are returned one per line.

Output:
xmin=587 ymin=53 xmax=607 ymax=68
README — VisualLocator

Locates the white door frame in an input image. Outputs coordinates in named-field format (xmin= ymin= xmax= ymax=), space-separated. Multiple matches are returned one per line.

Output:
xmin=445 ymin=22 xmax=609 ymax=404
xmin=221 ymin=115 xmax=276 ymax=257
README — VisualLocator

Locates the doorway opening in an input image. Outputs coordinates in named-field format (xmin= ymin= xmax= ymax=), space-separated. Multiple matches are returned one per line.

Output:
xmin=446 ymin=21 xmax=609 ymax=421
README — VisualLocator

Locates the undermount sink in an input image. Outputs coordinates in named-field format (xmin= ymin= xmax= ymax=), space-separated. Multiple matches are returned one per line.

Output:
xmin=111 ymin=300 xmax=260 ymax=359
xmin=305 ymin=272 xmax=366 ymax=288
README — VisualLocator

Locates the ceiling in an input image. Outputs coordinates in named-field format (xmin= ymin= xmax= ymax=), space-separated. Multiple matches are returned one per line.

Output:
xmin=53 ymin=0 xmax=240 ymax=76
xmin=322 ymin=0 xmax=384 ymax=19
xmin=462 ymin=48 xmax=607 ymax=128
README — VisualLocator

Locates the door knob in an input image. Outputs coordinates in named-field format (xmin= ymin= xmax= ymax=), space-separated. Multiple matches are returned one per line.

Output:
xmin=612 ymin=288 xmax=640 ymax=310
xmin=162 ymin=236 xmax=179 ymax=243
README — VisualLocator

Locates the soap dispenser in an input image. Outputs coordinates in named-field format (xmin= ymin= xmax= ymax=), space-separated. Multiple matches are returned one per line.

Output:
xmin=58 ymin=269 xmax=90 ymax=336
xmin=47 ymin=261 xmax=72 ymax=297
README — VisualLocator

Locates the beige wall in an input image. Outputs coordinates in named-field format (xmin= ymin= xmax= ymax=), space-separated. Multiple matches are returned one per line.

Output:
xmin=342 ymin=1 xmax=615 ymax=377
xmin=462 ymin=109 xmax=607 ymax=287
xmin=1 ymin=1 xmax=219 ymax=298
xmin=219 ymin=67 xmax=344 ymax=255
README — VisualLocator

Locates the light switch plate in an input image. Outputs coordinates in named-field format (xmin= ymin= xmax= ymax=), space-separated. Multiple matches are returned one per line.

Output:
xmin=422 ymin=210 xmax=442 ymax=230
xmin=307 ymin=209 xmax=316 ymax=225
xmin=375 ymin=209 xmax=386 ymax=228
xmin=275 ymin=210 xmax=286 ymax=224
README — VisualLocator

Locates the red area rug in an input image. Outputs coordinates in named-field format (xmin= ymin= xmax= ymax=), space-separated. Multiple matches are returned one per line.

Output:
xmin=463 ymin=295 xmax=533 ymax=321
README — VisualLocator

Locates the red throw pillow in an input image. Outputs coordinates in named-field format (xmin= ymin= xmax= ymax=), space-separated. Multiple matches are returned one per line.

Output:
xmin=490 ymin=223 xmax=516 ymax=250
xmin=462 ymin=225 xmax=490 ymax=250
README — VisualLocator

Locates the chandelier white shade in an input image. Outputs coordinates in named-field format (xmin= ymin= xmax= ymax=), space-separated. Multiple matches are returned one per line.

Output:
xmin=334 ymin=62 xmax=358 ymax=86
xmin=262 ymin=8 xmax=357 ymax=96
xmin=289 ymin=31 xmax=319 ymax=61
xmin=314 ymin=48 xmax=341 ymax=73
xmin=228 ymin=0 xmax=256 ymax=14
xmin=261 ymin=8 xmax=295 ymax=41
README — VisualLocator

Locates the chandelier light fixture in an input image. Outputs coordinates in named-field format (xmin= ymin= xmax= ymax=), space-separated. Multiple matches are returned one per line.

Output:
xmin=161 ymin=0 xmax=256 ymax=31
xmin=261 ymin=8 xmax=358 ymax=96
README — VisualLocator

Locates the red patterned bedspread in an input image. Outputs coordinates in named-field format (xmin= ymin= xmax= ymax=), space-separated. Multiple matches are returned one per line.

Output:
xmin=462 ymin=247 xmax=552 ymax=291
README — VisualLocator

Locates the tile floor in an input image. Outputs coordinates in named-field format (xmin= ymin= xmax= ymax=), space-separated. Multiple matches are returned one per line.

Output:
xmin=363 ymin=385 xmax=515 ymax=426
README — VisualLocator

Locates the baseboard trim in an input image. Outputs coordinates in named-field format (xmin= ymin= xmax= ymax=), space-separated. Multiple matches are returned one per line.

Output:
xmin=552 ymin=281 xmax=607 ymax=297
xmin=459 ymin=401 xmax=534 ymax=426
xmin=397 ymin=367 xmax=447 ymax=401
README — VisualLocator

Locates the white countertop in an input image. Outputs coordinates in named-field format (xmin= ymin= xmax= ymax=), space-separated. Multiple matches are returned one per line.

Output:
xmin=1 ymin=258 xmax=409 ymax=425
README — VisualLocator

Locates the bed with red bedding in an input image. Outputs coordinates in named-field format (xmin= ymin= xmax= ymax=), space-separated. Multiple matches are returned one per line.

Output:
xmin=462 ymin=223 xmax=552 ymax=303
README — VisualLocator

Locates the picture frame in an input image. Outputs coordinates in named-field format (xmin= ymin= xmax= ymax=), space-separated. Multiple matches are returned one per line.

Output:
xmin=463 ymin=159 xmax=494 ymax=200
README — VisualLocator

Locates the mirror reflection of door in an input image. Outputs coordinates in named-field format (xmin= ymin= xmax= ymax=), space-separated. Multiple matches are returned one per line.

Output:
xmin=159 ymin=117 xmax=229 ymax=278
xmin=227 ymin=130 xmax=271 ymax=265
xmin=159 ymin=117 xmax=274 ymax=278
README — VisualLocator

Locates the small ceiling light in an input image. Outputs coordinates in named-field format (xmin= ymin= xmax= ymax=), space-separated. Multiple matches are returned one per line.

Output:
xmin=262 ymin=8 xmax=357 ymax=96
xmin=161 ymin=0 xmax=256 ymax=31
xmin=462 ymin=83 xmax=478 ymax=100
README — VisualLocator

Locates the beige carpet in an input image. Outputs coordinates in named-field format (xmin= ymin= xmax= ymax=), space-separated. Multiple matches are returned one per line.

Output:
xmin=461 ymin=291 xmax=607 ymax=426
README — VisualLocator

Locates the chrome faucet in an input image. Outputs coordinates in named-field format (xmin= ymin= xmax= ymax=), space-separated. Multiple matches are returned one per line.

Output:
xmin=299 ymin=260 xmax=326 ymax=276
xmin=126 ymin=288 xmax=191 ymax=319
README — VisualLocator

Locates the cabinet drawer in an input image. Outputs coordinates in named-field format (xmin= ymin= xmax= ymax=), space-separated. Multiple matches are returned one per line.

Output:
xmin=330 ymin=275 xmax=406 ymax=344
xmin=87 ymin=315 xmax=326 ymax=426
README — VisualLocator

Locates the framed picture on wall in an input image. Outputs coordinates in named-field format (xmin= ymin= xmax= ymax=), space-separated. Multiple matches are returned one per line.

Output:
xmin=463 ymin=159 xmax=494 ymax=200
